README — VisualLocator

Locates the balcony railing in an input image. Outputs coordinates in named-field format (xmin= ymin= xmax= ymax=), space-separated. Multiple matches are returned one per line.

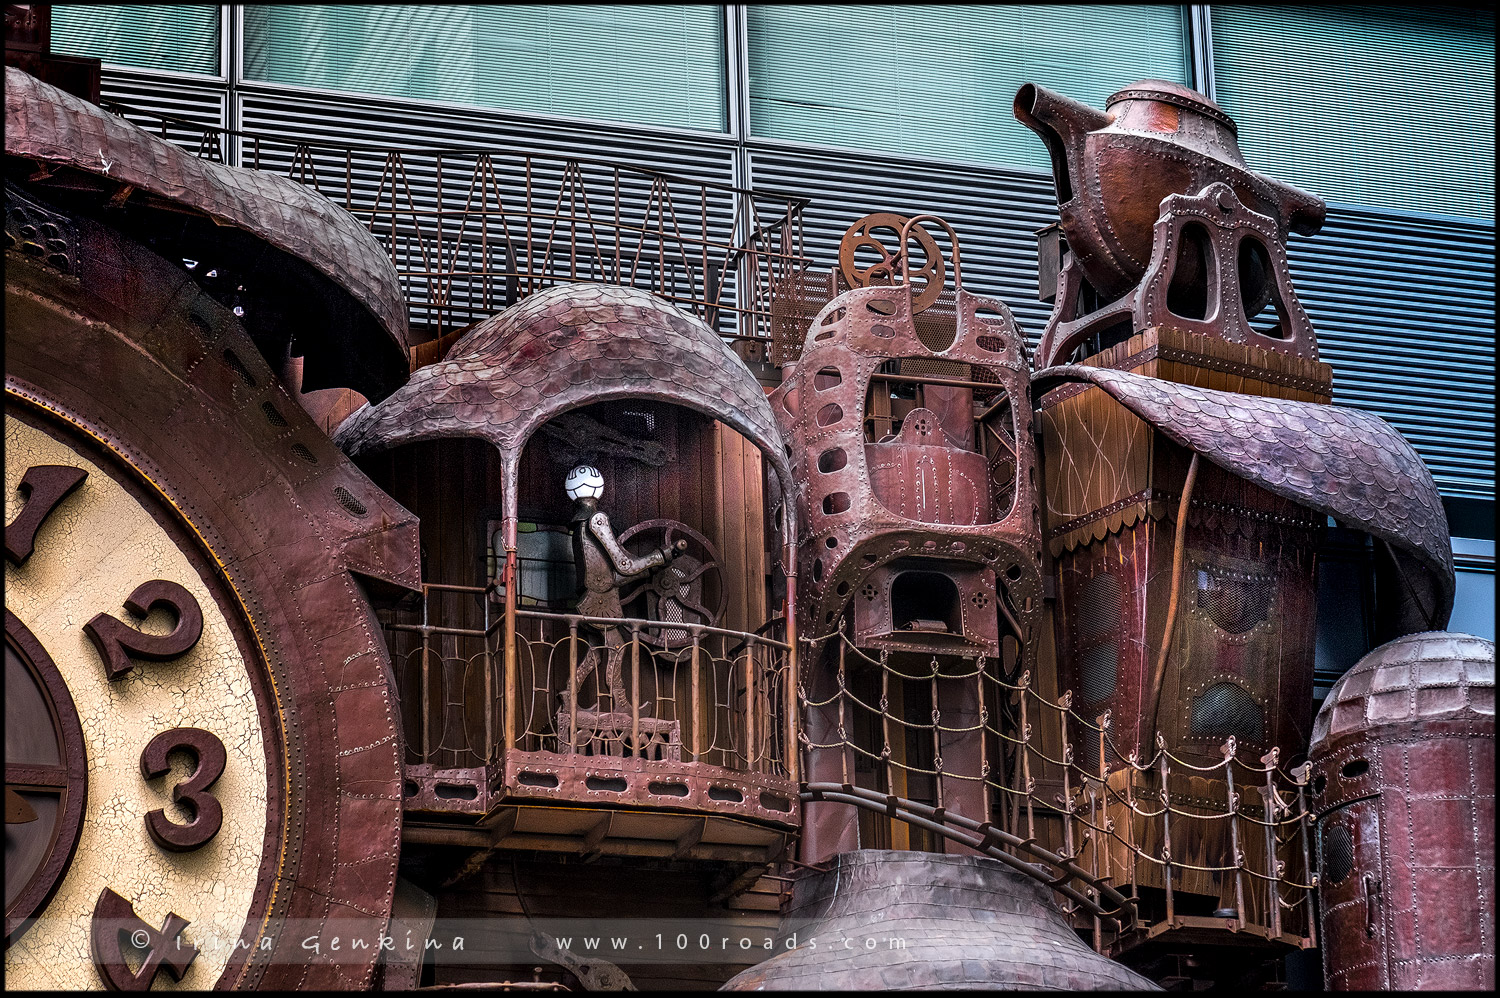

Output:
xmin=100 ymin=99 xmax=809 ymax=350
xmin=381 ymin=584 xmax=798 ymax=827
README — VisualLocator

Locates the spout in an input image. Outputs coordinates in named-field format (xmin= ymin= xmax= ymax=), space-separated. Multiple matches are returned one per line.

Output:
xmin=1014 ymin=83 xmax=1113 ymax=204
xmin=1270 ymin=176 xmax=1327 ymax=237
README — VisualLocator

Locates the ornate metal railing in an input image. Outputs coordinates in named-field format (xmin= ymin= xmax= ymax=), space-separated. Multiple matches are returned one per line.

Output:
xmin=379 ymin=584 xmax=797 ymax=819
xmin=800 ymin=626 xmax=1317 ymax=953
xmin=100 ymin=99 xmax=809 ymax=350
xmin=512 ymin=610 xmax=793 ymax=778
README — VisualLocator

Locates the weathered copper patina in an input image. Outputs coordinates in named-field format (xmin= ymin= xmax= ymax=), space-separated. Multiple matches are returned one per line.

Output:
xmin=1308 ymin=632 xmax=1494 ymax=991
xmin=337 ymin=281 xmax=801 ymax=835
xmin=335 ymin=281 xmax=792 ymax=514
xmin=5 ymin=66 xmax=411 ymax=402
xmin=774 ymin=217 xmax=1043 ymax=864
xmin=721 ymin=850 xmax=1158 ymax=991
xmin=1016 ymin=81 xmax=1327 ymax=370
xmin=7 ymin=183 xmax=419 ymax=988
xmin=771 ymin=220 xmax=1042 ymax=651
xmin=1014 ymin=79 xmax=1324 ymax=303
xmin=1032 ymin=364 xmax=1455 ymax=633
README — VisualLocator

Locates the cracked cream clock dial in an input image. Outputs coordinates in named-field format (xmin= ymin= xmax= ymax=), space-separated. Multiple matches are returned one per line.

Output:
xmin=5 ymin=412 xmax=270 ymax=991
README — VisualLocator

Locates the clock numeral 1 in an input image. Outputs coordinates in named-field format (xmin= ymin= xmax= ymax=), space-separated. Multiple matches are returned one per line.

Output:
xmin=90 ymin=887 xmax=198 ymax=991
xmin=139 ymin=727 xmax=226 ymax=852
xmin=5 ymin=464 xmax=87 ymax=565
xmin=84 ymin=579 xmax=204 ymax=680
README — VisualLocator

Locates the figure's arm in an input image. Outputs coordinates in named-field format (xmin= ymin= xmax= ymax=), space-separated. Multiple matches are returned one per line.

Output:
xmin=588 ymin=512 xmax=673 ymax=579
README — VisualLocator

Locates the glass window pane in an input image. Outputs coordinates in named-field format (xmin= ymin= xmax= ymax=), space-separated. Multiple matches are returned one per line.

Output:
xmin=746 ymin=4 xmax=1192 ymax=171
xmin=1212 ymin=5 xmax=1495 ymax=220
xmin=50 ymin=4 xmax=220 ymax=76
xmin=242 ymin=5 xmax=726 ymax=133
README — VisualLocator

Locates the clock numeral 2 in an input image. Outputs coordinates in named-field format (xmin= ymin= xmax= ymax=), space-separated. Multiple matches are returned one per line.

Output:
xmin=90 ymin=887 xmax=198 ymax=991
xmin=140 ymin=727 xmax=226 ymax=852
xmin=5 ymin=464 xmax=87 ymax=565
xmin=84 ymin=579 xmax=204 ymax=680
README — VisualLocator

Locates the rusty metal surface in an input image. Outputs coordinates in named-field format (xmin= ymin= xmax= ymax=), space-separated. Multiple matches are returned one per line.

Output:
xmin=87 ymin=92 xmax=809 ymax=352
xmin=7 ymin=196 xmax=419 ymax=987
xmin=503 ymin=751 xmax=800 ymax=829
xmin=720 ymin=850 xmax=1159 ymax=990
xmin=1013 ymin=79 xmax=1325 ymax=304
xmin=5 ymin=67 xmax=411 ymax=399
xmin=1308 ymin=632 xmax=1495 ymax=991
xmin=837 ymin=212 xmax=945 ymax=313
xmin=769 ymin=213 xmax=964 ymax=367
xmin=1032 ymin=364 xmax=1454 ymax=632
xmin=1036 ymin=181 xmax=1322 ymax=368
xmin=770 ymin=220 xmax=1043 ymax=650
xmin=334 ymin=282 xmax=791 ymax=508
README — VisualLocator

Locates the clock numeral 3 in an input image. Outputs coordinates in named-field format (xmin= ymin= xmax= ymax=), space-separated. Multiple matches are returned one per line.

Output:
xmin=84 ymin=579 xmax=204 ymax=680
xmin=5 ymin=464 xmax=87 ymax=565
xmin=139 ymin=727 xmax=225 ymax=852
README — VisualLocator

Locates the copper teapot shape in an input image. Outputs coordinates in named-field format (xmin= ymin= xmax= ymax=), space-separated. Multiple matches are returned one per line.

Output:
xmin=1014 ymin=80 xmax=1325 ymax=302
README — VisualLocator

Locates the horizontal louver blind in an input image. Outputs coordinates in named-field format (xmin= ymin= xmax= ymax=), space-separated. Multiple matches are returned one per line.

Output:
xmin=748 ymin=148 xmax=1057 ymax=344
xmin=50 ymin=4 xmax=219 ymax=76
xmin=242 ymin=5 xmax=726 ymax=134
xmin=745 ymin=4 xmax=1191 ymax=172
xmin=1286 ymin=210 xmax=1494 ymax=500
xmin=1212 ymin=5 xmax=1495 ymax=221
xmin=234 ymin=84 xmax=740 ymax=336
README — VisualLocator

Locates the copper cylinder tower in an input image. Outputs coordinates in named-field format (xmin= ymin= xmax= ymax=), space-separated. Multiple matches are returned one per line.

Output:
xmin=1308 ymin=631 xmax=1495 ymax=991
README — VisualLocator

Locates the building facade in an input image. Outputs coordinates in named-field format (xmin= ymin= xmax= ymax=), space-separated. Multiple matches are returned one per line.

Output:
xmin=6 ymin=3 xmax=1494 ymax=991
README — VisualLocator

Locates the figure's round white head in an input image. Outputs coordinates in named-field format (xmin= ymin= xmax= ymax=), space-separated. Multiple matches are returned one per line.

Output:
xmin=565 ymin=464 xmax=604 ymax=500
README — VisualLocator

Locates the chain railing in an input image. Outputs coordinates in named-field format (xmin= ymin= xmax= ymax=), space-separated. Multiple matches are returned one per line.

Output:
xmin=100 ymin=99 xmax=809 ymax=350
xmin=799 ymin=624 xmax=1317 ymax=950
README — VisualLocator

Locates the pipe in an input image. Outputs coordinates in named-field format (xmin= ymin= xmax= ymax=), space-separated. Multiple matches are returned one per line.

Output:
xmin=1143 ymin=452 xmax=1200 ymax=751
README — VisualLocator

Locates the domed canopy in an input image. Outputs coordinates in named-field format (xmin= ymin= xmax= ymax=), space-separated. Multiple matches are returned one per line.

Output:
xmin=721 ymin=850 xmax=1157 ymax=991
xmin=335 ymin=282 xmax=792 ymax=529
xmin=1033 ymin=364 xmax=1455 ymax=633
xmin=5 ymin=67 xmax=411 ymax=402
xmin=1311 ymin=632 xmax=1494 ymax=750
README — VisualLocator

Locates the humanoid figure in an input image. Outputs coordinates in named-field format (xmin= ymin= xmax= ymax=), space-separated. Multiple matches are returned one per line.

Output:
xmin=562 ymin=464 xmax=685 ymax=716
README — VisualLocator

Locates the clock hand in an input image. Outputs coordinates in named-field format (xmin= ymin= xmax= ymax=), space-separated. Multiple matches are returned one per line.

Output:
xmin=5 ymin=785 xmax=38 ymax=823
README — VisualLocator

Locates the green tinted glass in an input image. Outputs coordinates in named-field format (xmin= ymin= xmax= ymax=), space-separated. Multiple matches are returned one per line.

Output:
xmin=242 ymin=5 xmax=726 ymax=133
xmin=50 ymin=4 xmax=220 ymax=76
xmin=1212 ymin=5 xmax=1495 ymax=220
xmin=746 ymin=4 xmax=1192 ymax=171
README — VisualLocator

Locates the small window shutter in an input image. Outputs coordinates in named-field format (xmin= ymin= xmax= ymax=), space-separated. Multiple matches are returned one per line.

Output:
xmin=746 ymin=4 xmax=1192 ymax=172
xmin=1211 ymin=5 xmax=1495 ymax=221
xmin=242 ymin=5 xmax=726 ymax=133
xmin=50 ymin=4 xmax=221 ymax=77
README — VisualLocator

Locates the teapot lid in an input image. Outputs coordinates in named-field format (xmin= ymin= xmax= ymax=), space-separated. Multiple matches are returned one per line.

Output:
xmin=1106 ymin=79 xmax=1237 ymax=135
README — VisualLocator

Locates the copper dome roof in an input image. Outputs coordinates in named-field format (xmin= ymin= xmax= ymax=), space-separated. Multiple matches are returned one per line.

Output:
xmin=5 ymin=67 xmax=411 ymax=402
xmin=335 ymin=282 xmax=791 ymax=500
xmin=1311 ymin=632 xmax=1494 ymax=750
xmin=722 ymin=850 xmax=1157 ymax=990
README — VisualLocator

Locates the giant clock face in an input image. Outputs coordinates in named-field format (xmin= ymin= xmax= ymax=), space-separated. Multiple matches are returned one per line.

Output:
xmin=6 ymin=181 xmax=414 ymax=991
xmin=5 ymin=412 xmax=270 ymax=989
